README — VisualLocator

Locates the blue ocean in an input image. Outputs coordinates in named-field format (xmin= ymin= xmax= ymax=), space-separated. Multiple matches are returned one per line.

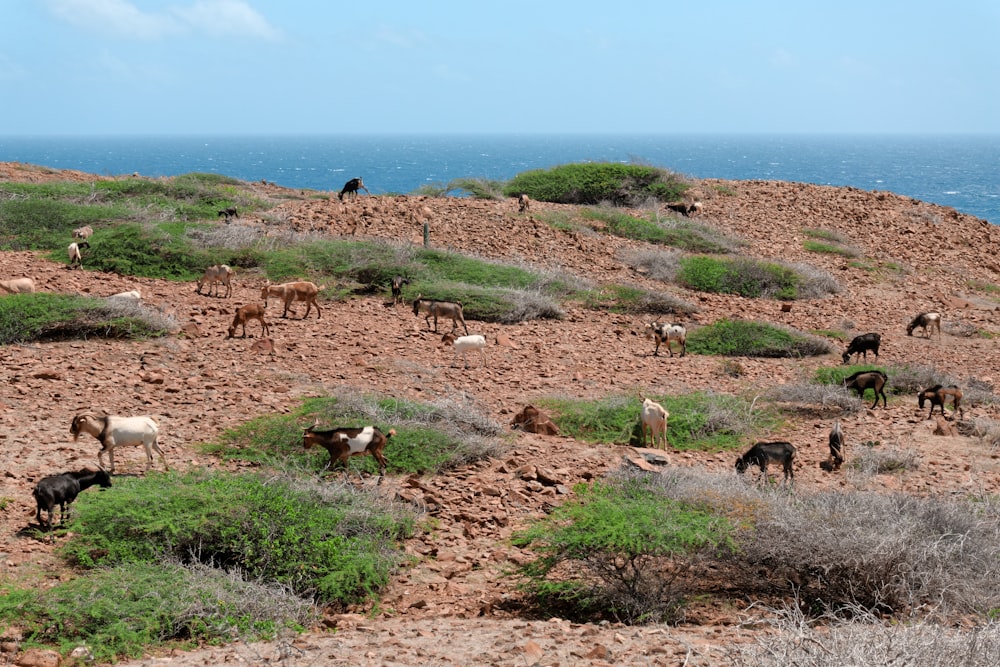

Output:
xmin=1 ymin=134 xmax=997 ymax=223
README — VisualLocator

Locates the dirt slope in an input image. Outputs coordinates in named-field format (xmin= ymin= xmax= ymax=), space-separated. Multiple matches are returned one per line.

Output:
xmin=2 ymin=163 xmax=1000 ymax=665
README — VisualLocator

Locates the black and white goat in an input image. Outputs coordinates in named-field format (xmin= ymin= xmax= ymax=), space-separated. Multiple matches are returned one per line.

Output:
xmin=303 ymin=422 xmax=395 ymax=480
xmin=644 ymin=321 xmax=687 ymax=357
xmin=907 ymin=312 xmax=942 ymax=339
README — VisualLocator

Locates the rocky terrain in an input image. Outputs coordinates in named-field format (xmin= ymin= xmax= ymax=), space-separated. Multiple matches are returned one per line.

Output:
xmin=2 ymin=162 xmax=1000 ymax=666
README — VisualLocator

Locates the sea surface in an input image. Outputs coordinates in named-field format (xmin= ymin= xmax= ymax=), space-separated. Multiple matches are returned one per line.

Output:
xmin=1 ymin=134 xmax=997 ymax=223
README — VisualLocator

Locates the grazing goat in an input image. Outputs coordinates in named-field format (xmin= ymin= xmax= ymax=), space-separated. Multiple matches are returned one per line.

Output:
xmin=510 ymin=404 xmax=560 ymax=436
xmin=68 ymin=241 xmax=90 ymax=269
xmin=735 ymin=441 xmax=795 ymax=484
xmin=907 ymin=312 xmax=942 ymax=339
xmin=72 ymin=225 xmax=94 ymax=240
xmin=639 ymin=397 xmax=669 ymax=450
xmin=338 ymin=177 xmax=370 ymax=201
xmin=842 ymin=332 xmax=881 ymax=364
xmin=227 ymin=303 xmax=271 ymax=338
xmin=517 ymin=193 xmax=530 ymax=213
xmin=665 ymin=201 xmax=703 ymax=217
xmin=261 ymin=281 xmax=323 ymax=319
xmin=843 ymin=369 xmax=888 ymax=409
xmin=303 ymin=422 xmax=395 ymax=480
xmin=391 ymin=275 xmax=410 ymax=305
xmin=441 ymin=332 xmax=487 ymax=368
xmin=70 ymin=413 xmax=168 ymax=474
xmin=197 ymin=264 xmax=234 ymax=298
xmin=217 ymin=206 xmax=238 ymax=222
xmin=0 ymin=277 xmax=36 ymax=294
xmin=33 ymin=468 xmax=111 ymax=529
xmin=828 ymin=420 xmax=845 ymax=470
xmin=918 ymin=384 xmax=965 ymax=420
xmin=644 ymin=321 xmax=687 ymax=357
xmin=413 ymin=295 xmax=469 ymax=334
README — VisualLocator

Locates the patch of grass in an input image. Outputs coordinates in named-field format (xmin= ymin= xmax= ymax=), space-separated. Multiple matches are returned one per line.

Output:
xmin=677 ymin=256 xmax=804 ymax=299
xmin=0 ymin=562 xmax=314 ymax=663
xmin=578 ymin=283 xmax=699 ymax=316
xmin=581 ymin=208 xmax=737 ymax=253
xmin=206 ymin=392 xmax=503 ymax=475
xmin=0 ymin=293 xmax=175 ymax=344
xmin=534 ymin=209 xmax=586 ymax=233
xmin=503 ymin=162 xmax=689 ymax=206
xmin=536 ymin=392 xmax=773 ymax=451
xmin=687 ymin=320 xmax=833 ymax=358
xmin=803 ymin=239 xmax=860 ymax=258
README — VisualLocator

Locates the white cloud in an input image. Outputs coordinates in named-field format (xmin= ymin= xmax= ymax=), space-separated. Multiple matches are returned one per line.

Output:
xmin=373 ymin=25 xmax=426 ymax=49
xmin=44 ymin=0 xmax=279 ymax=40
xmin=0 ymin=53 xmax=28 ymax=80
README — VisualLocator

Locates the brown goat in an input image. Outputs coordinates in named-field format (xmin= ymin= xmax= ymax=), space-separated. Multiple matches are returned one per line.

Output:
xmin=303 ymin=422 xmax=395 ymax=480
xmin=227 ymin=303 xmax=271 ymax=338
xmin=261 ymin=281 xmax=323 ymax=319
xmin=510 ymin=405 xmax=560 ymax=435
xmin=517 ymin=193 xmax=530 ymax=213
xmin=413 ymin=294 xmax=468 ymax=334
xmin=918 ymin=385 xmax=964 ymax=420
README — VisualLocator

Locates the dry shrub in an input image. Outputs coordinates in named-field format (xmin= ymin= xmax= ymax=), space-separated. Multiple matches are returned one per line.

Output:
xmin=765 ymin=382 xmax=863 ymax=416
xmin=621 ymin=247 xmax=683 ymax=282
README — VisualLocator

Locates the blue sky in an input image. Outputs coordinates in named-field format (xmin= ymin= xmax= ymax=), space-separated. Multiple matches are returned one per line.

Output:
xmin=2 ymin=0 xmax=998 ymax=135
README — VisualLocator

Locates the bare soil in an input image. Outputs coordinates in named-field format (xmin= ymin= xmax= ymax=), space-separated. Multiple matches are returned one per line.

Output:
xmin=2 ymin=162 xmax=1000 ymax=666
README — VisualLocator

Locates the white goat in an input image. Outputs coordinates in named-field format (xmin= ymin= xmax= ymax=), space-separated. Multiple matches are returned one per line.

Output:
xmin=67 ymin=241 xmax=89 ymax=269
xmin=640 ymin=397 xmax=669 ymax=450
xmin=70 ymin=412 xmax=168 ymax=473
xmin=441 ymin=332 xmax=487 ymax=368
xmin=106 ymin=290 xmax=141 ymax=302
xmin=0 ymin=277 xmax=36 ymax=294
xmin=197 ymin=264 xmax=234 ymax=298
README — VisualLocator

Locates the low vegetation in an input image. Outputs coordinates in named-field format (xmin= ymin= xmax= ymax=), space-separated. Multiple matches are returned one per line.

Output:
xmin=581 ymin=207 xmax=739 ymax=253
xmin=676 ymin=255 xmax=840 ymax=300
xmin=0 ymin=293 xmax=175 ymax=344
xmin=687 ymin=319 xmax=833 ymax=358
xmin=515 ymin=467 xmax=1000 ymax=624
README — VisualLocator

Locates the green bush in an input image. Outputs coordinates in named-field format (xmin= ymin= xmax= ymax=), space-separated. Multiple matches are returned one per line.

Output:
xmin=677 ymin=256 xmax=801 ymax=299
xmin=579 ymin=283 xmax=699 ymax=316
xmin=582 ymin=208 xmax=737 ymax=253
xmin=512 ymin=477 xmax=738 ymax=623
xmin=0 ymin=562 xmax=314 ymax=663
xmin=503 ymin=163 xmax=688 ymax=206
xmin=60 ymin=470 xmax=415 ymax=605
xmin=687 ymin=319 xmax=833 ymax=358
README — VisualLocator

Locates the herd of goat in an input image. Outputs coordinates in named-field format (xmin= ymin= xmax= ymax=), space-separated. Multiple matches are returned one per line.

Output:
xmin=15 ymin=207 xmax=965 ymax=528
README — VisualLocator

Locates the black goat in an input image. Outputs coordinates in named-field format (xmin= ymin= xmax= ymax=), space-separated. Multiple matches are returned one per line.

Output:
xmin=338 ymin=177 xmax=370 ymax=201
xmin=844 ymin=369 xmax=888 ymax=409
xmin=735 ymin=441 xmax=796 ymax=484
xmin=33 ymin=468 xmax=112 ymax=529
xmin=842 ymin=332 xmax=881 ymax=364
xmin=217 ymin=206 xmax=238 ymax=222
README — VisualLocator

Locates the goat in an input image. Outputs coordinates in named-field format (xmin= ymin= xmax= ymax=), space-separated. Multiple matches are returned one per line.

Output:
xmin=735 ymin=441 xmax=795 ymax=484
xmin=639 ymin=396 xmax=669 ymax=450
xmin=107 ymin=289 xmax=141 ymax=302
xmin=302 ymin=422 xmax=394 ymax=480
xmin=842 ymin=332 xmax=881 ymax=364
xmin=441 ymin=332 xmax=487 ymax=368
xmin=33 ymin=468 xmax=111 ymax=530
xmin=413 ymin=294 xmax=469 ymax=334
xmin=665 ymin=201 xmax=703 ymax=217
xmin=72 ymin=225 xmax=94 ymax=240
xmin=907 ymin=312 xmax=942 ymax=339
xmin=70 ymin=412 xmax=168 ymax=474
xmin=918 ymin=384 xmax=965 ymax=420
xmin=196 ymin=264 xmax=234 ymax=298
xmin=227 ymin=303 xmax=271 ymax=338
xmin=510 ymin=404 xmax=560 ymax=436
xmin=391 ymin=275 xmax=410 ymax=305
xmin=517 ymin=193 xmax=530 ymax=213
xmin=644 ymin=321 xmax=687 ymax=357
xmin=843 ymin=369 xmax=888 ymax=409
xmin=828 ymin=420 xmax=845 ymax=470
xmin=260 ymin=281 xmax=323 ymax=319
xmin=217 ymin=206 xmax=238 ymax=222
xmin=0 ymin=277 xmax=36 ymax=294
xmin=67 ymin=241 xmax=90 ymax=269
xmin=338 ymin=177 xmax=370 ymax=201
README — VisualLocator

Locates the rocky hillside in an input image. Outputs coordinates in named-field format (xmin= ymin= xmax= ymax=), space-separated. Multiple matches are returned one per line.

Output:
xmin=1 ymin=162 xmax=999 ymax=665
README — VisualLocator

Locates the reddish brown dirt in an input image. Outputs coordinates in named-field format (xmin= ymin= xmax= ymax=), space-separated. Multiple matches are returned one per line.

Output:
xmin=2 ymin=162 xmax=1000 ymax=665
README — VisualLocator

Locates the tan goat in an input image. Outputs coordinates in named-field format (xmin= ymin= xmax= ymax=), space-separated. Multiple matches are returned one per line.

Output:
xmin=197 ymin=264 xmax=234 ymax=298
xmin=261 ymin=281 xmax=323 ymax=319
xmin=639 ymin=396 xmax=669 ymax=450
xmin=227 ymin=303 xmax=271 ymax=338
xmin=0 ymin=277 xmax=36 ymax=294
